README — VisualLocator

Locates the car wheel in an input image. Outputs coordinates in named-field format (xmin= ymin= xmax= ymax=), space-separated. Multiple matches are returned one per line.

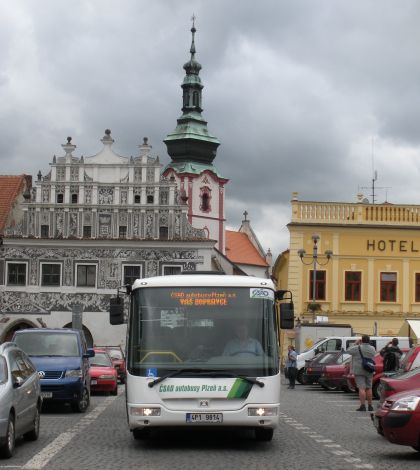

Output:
xmin=372 ymin=382 xmax=380 ymax=400
xmin=0 ymin=413 xmax=15 ymax=458
xmin=133 ymin=428 xmax=151 ymax=440
xmin=24 ymin=404 xmax=40 ymax=441
xmin=71 ymin=387 xmax=90 ymax=413
xmin=255 ymin=427 xmax=274 ymax=442
xmin=111 ymin=384 xmax=118 ymax=396
xmin=297 ymin=369 xmax=305 ymax=384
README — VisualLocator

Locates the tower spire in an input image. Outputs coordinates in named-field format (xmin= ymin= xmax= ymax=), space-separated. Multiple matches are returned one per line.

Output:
xmin=164 ymin=19 xmax=220 ymax=165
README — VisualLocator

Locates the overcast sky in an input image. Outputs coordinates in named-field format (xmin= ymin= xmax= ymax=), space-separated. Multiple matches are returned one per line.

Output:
xmin=1 ymin=1 xmax=420 ymax=258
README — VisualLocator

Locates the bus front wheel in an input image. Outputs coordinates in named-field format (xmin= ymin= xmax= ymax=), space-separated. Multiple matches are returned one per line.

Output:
xmin=255 ymin=427 xmax=274 ymax=441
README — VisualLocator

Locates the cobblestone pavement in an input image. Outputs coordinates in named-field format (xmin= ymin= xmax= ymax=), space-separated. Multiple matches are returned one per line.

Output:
xmin=1 ymin=382 xmax=419 ymax=470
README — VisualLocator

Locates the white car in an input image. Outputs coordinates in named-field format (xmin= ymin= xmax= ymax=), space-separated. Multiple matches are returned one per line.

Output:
xmin=0 ymin=342 xmax=41 ymax=458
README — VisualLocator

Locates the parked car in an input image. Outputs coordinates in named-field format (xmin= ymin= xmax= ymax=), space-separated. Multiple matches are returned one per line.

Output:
xmin=89 ymin=349 xmax=118 ymax=395
xmin=303 ymin=351 xmax=351 ymax=385
xmin=347 ymin=348 xmax=410 ymax=399
xmin=12 ymin=328 xmax=95 ymax=413
xmin=379 ymin=368 xmax=420 ymax=402
xmin=0 ymin=342 xmax=42 ymax=458
xmin=373 ymin=388 xmax=420 ymax=452
xmin=318 ymin=355 xmax=353 ymax=391
xmin=101 ymin=346 xmax=126 ymax=384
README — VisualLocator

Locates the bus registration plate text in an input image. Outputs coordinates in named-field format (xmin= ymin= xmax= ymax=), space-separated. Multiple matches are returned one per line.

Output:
xmin=186 ymin=413 xmax=223 ymax=423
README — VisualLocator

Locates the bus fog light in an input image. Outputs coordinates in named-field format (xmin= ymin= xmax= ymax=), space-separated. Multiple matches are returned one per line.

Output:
xmin=130 ymin=407 xmax=161 ymax=417
xmin=248 ymin=407 xmax=277 ymax=417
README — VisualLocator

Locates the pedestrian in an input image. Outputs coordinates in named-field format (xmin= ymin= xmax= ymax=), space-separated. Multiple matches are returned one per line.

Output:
xmin=286 ymin=345 xmax=297 ymax=389
xmin=346 ymin=335 xmax=376 ymax=411
xmin=380 ymin=338 xmax=402 ymax=372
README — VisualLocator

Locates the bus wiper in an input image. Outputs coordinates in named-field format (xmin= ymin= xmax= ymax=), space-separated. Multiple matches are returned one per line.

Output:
xmin=203 ymin=371 xmax=265 ymax=388
xmin=148 ymin=368 xmax=264 ymax=388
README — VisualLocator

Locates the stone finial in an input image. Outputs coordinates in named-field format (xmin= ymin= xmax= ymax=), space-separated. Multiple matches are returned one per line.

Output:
xmin=138 ymin=136 xmax=152 ymax=157
xmin=62 ymin=137 xmax=76 ymax=159
xmin=292 ymin=191 xmax=299 ymax=201
xmin=37 ymin=170 xmax=42 ymax=182
xmin=357 ymin=193 xmax=364 ymax=202
xmin=101 ymin=129 xmax=114 ymax=145
xmin=67 ymin=136 xmax=72 ymax=143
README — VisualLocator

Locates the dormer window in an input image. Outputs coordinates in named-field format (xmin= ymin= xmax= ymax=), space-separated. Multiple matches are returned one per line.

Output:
xmin=57 ymin=194 xmax=64 ymax=203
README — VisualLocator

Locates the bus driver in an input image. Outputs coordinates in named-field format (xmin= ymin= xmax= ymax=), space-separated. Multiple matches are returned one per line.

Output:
xmin=223 ymin=324 xmax=264 ymax=357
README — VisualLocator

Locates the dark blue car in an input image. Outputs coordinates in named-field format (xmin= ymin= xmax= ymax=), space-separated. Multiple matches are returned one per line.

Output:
xmin=12 ymin=328 xmax=94 ymax=413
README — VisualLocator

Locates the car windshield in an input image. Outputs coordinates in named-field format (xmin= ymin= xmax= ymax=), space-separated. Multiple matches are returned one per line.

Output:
xmin=107 ymin=348 xmax=123 ymax=359
xmin=0 ymin=356 xmax=7 ymax=384
xmin=14 ymin=332 xmax=80 ymax=357
xmin=127 ymin=286 xmax=279 ymax=377
xmin=302 ymin=338 xmax=326 ymax=353
xmin=90 ymin=352 xmax=112 ymax=367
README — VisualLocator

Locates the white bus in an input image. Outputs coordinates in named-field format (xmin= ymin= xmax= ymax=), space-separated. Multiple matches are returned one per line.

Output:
xmin=109 ymin=274 xmax=294 ymax=441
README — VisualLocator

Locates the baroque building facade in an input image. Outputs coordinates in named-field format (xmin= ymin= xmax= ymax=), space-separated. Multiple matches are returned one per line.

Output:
xmin=0 ymin=24 xmax=229 ymax=345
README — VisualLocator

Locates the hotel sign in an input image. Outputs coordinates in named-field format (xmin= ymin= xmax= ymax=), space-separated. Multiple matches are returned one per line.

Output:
xmin=366 ymin=240 xmax=419 ymax=252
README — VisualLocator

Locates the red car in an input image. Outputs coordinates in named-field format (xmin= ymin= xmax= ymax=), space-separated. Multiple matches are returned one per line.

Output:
xmin=373 ymin=388 xmax=420 ymax=452
xmin=379 ymin=368 xmax=420 ymax=402
xmin=318 ymin=355 xmax=353 ymax=391
xmin=103 ymin=346 xmax=126 ymax=384
xmin=89 ymin=349 xmax=118 ymax=395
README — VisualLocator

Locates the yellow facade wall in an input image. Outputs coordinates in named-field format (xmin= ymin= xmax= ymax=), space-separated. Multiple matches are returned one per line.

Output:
xmin=273 ymin=196 xmax=420 ymax=354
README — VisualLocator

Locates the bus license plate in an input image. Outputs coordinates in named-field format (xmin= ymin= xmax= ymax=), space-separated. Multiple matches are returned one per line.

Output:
xmin=186 ymin=413 xmax=223 ymax=423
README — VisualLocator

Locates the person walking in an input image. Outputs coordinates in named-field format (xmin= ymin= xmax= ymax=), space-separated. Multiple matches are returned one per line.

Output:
xmin=286 ymin=345 xmax=298 ymax=389
xmin=346 ymin=335 xmax=376 ymax=411
xmin=380 ymin=338 xmax=402 ymax=372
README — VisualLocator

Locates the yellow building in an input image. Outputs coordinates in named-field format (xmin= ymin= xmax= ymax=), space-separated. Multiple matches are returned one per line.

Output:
xmin=273 ymin=192 xmax=420 ymax=349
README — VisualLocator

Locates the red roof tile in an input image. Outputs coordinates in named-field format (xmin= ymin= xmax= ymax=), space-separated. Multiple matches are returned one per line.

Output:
xmin=0 ymin=175 xmax=27 ymax=233
xmin=225 ymin=231 xmax=268 ymax=267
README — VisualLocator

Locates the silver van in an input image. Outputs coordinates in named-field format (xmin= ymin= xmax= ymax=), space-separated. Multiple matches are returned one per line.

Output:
xmin=0 ymin=342 xmax=42 ymax=458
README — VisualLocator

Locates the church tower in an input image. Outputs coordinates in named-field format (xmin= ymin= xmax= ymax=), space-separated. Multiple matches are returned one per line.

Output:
xmin=163 ymin=20 xmax=228 ymax=253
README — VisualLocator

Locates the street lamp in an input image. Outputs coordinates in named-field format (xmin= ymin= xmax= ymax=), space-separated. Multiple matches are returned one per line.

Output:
xmin=298 ymin=234 xmax=333 ymax=323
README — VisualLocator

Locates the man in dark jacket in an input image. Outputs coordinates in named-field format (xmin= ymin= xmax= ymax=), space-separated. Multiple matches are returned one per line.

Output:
xmin=380 ymin=338 xmax=402 ymax=372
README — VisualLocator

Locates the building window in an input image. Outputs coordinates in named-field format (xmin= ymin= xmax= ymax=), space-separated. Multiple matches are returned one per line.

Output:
xmin=83 ymin=226 xmax=92 ymax=238
xmin=345 ymin=271 xmax=361 ymax=301
xmin=41 ymin=225 xmax=49 ymax=238
xmin=41 ymin=263 xmax=61 ymax=287
xmin=119 ymin=226 xmax=127 ymax=238
xmin=380 ymin=272 xmax=397 ymax=302
xmin=123 ymin=265 xmax=141 ymax=286
xmin=309 ymin=270 xmax=326 ymax=301
xmin=147 ymin=195 xmax=154 ymax=204
xmin=7 ymin=263 xmax=27 ymax=286
xmin=162 ymin=265 xmax=182 ymax=276
xmin=416 ymin=274 xmax=420 ymax=302
xmin=199 ymin=187 xmax=211 ymax=212
xmin=71 ymin=194 xmax=78 ymax=204
xmin=76 ymin=264 xmax=96 ymax=287
xmin=134 ymin=195 xmax=140 ymax=204
xmin=159 ymin=226 xmax=168 ymax=240
xmin=57 ymin=194 xmax=64 ymax=203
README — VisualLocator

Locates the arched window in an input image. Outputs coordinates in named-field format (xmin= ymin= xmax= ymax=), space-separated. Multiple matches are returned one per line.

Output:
xmin=199 ymin=187 xmax=211 ymax=213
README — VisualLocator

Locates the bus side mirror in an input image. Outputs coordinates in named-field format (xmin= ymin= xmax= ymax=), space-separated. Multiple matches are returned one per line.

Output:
xmin=279 ymin=302 xmax=294 ymax=330
xmin=110 ymin=297 xmax=124 ymax=325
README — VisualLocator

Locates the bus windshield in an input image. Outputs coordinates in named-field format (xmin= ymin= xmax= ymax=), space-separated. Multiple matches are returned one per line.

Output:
xmin=127 ymin=286 xmax=279 ymax=377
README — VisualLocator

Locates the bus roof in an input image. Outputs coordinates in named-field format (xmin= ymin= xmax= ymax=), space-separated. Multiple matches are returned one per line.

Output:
xmin=132 ymin=274 xmax=275 ymax=290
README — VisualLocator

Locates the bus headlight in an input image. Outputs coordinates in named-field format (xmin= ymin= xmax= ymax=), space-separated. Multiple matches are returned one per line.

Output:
xmin=248 ymin=407 xmax=278 ymax=417
xmin=130 ymin=407 xmax=161 ymax=417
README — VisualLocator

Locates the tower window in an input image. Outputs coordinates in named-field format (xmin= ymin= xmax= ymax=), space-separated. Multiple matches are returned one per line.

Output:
xmin=193 ymin=91 xmax=199 ymax=107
